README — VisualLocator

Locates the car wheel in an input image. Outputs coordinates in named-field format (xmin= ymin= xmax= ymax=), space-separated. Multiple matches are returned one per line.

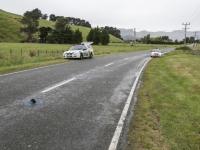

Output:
xmin=89 ymin=53 xmax=93 ymax=59
xmin=80 ymin=53 xmax=83 ymax=60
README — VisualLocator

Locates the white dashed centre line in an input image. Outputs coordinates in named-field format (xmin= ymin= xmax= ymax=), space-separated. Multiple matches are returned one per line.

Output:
xmin=105 ymin=63 xmax=114 ymax=67
xmin=41 ymin=77 xmax=76 ymax=93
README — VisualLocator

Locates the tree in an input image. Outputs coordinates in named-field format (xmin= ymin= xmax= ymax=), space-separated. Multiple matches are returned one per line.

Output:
xmin=186 ymin=36 xmax=195 ymax=43
xmin=161 ymin=36 xmax=169 ymax=41
xmin=49 ymin=14 xmax=56 ymax=21
xmin=93 ymin=27 xmax=101 ymax=45
xmin=39 ymin=27 xmax=52 ymax=43
xmin=63 ymin=26 xmax=74 ymax=44
xmin=47 ymin=25 xmax=75 ymax=44
xmin=73 ymin=29 xmax=83 ymax=44
xmin=104 ymin=26 xmax=122 ymax=39
xmin=46 ymin=30 xmax=58 ymax=43
xmin=30 ymin=8 xmax=42 ymax=20
xmin=101 ymin=29 xmax=110 ymax=45
xmin=87 ymin=29 xmax=94 ymax=42
xmin=41 ymin=14 xmax=48 ymax=20
xmin=66 ymin=17 xmax=91 ymax=28
xmin=21 ymin=8 xmax=42 ymax=42
xmin=87 ymin=27 xmax=110 ymax=45
xmin=87 ymin=28 xmax=101 ymax=45
xmin=55 ymin=17 xmax=67 ymax=32
xmin=142 ymin=34 xmax=151 ymax=44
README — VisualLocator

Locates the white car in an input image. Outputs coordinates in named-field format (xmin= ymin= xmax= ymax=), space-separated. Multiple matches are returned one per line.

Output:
xmin=63 ymin=42 xmax=94 ymax=59
xmin=150 ymin=49 xmax=163 ymax=57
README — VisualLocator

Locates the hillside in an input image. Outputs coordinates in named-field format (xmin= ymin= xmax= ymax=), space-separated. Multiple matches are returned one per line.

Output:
xmin=40 ymin=19 xmax=123 ymax=42
xmin=0 ymin=9 xmax=24 ymax=42
xmin=0 ymin=9 xmax=123 ymax=43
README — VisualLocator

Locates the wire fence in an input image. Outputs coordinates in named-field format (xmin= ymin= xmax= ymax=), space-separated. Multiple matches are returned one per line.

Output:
xmin=0 ymin=49 xmax=66 ymax=67
xmin=4 ymin=49 xmax=66 ymax=58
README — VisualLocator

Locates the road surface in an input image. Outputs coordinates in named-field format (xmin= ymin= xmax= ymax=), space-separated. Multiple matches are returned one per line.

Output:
xmin=0 ymin=49 xmax=171 ymax=150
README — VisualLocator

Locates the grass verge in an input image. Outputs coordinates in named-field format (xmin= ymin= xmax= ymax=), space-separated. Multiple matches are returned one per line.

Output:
xmin=0 ymin=59 xmax=66 ymax=74
xmin=126 ymin=50 xmax=200 ymax=150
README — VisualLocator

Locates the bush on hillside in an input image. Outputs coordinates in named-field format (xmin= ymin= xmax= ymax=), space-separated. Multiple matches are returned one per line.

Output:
xmin=87 ymin=27 xmax=110 ymax=45
xmin=29 ymin=50 xmax=36 ymax=57
xmin=176 ymin=46 xmax=192 ymax=51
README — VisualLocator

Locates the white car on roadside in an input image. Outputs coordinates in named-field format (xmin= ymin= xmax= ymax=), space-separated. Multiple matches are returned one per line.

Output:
xmin=63 ymin=42 xmax=94 ymax=59
xmin=150 ymin=49 xmax=163 ymax=57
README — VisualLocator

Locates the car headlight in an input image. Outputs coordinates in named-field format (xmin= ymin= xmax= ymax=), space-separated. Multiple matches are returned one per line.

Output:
xmin=63 ymin=52 xmax=68 ymax=56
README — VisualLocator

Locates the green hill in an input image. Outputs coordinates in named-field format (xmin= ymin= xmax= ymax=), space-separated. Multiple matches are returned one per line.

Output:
xmin=0 ymin=9 xmax=23 ymax=42
xmin=0 ymin=9 xmax=123 ymax=43
xmin=39 ymin=19 xmax=123 ymax=43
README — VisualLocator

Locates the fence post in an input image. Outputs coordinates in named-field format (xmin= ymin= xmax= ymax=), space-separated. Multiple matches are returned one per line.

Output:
xmin=38 ymin=50 xmax=39 ymax=56
xmin=21 ymin=48 xmax=22 ymax=57
xmin=10 ymin=49 xmax=12 ymax=57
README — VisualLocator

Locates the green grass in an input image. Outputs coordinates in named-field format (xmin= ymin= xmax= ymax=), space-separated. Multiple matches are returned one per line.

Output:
xmin=0 ymin=43 xmax=172 ymax=74
xmin=93 ymin=43 xmax=170 ymax=55
xmin=0 ymin=9 xmax=23 ymax=42
xmin=126 ymin=50 xmax=200 ymax=150
xmin=0 ymin=9 xmax=123 ymax=43
xmin=0 ymin=43 xmax=71 ymax=73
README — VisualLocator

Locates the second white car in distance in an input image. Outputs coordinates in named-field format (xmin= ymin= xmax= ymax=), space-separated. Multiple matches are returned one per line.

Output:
xmin=150 ymin=49 xmax=163 ymax=57
xmin=63 ymin=42 xmax=94 ymax=59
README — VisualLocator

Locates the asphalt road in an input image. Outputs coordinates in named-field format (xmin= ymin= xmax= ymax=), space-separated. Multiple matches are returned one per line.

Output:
xmin=0 ymin=50 xmax=171 ymax=150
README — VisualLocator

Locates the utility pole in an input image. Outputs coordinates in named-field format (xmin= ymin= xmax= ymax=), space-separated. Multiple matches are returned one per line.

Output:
xmin=194 ymin=32 xmax=197 ymax=47
xmin=134 ymin=28 xmax=136 ymax=44
xmin=196 ymin=32 xmax=199 ymax=47
xmin=182 ymin=23 xmax=190 ymax=45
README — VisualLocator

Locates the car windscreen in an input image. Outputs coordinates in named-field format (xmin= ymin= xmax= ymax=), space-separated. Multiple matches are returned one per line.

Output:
xmin=152 ymin=49 xmax=161 ymax=52
xmin=70 ymin=45 xmax=86 ymax=50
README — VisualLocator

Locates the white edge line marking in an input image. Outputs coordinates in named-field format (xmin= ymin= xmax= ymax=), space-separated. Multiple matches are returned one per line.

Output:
xmin=0 ymin=62 xmax=68 ymax=77
xmin=41 ymin=77 xmax=76 ymax=93
xmin=108 ymin=57 xmax=151 ymax=150
xmin=105 ymin=62 xmax=114 ymax=67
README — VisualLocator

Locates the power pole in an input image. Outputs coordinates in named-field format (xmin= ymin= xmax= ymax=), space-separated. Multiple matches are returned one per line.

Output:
xmin=194 ymin=32 xmax=197 ymax=47
xmin=182 ymin=23 xmax=190 ymax=45
xmin=196 ymin=32 xmax=199 ymax=47
xmin=134 ymin=28 xmax=136 ymax=44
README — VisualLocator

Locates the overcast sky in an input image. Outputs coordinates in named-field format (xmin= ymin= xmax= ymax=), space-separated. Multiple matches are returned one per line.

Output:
xmin=1 ymin=0 xmax=200 ymax=31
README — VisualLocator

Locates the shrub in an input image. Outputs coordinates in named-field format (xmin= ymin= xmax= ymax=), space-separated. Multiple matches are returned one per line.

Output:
xmin=176 ymin=46 xmax=192 ymax=51
xmin=29 ymin=50 xmax=36 ymax=57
